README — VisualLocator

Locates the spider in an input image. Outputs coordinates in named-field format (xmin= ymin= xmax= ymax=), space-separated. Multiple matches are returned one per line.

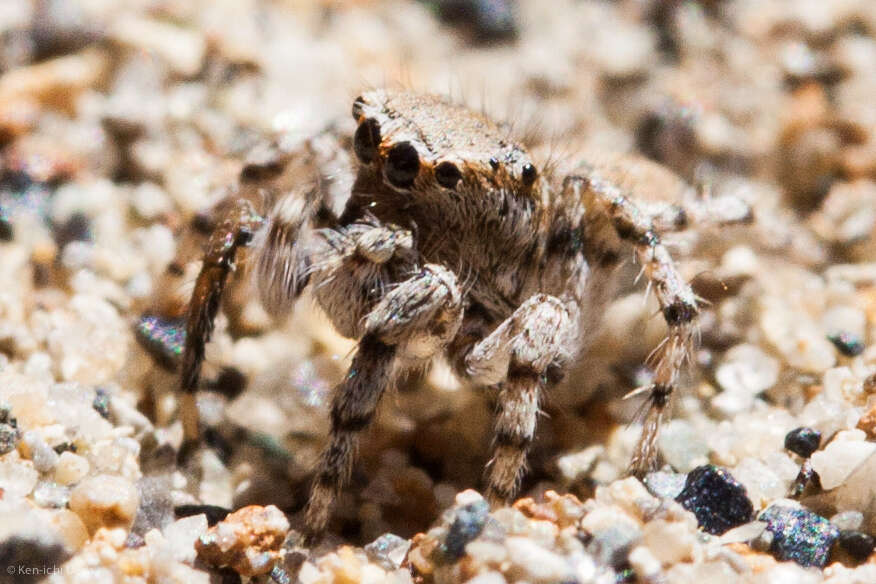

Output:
xmin=176 ymin=89 xmax=752 ymax=539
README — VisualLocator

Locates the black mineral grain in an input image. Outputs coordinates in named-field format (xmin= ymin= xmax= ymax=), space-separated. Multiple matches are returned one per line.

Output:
xmin=784 ymin=427 xmax=822 ymax=458
xmin=837 ymin=530 xmax=875 ymax=562
xmin=134 ymin=314 xmax=186 ymax=370
xmin=759 ymin=505 xmax=840 ymax=568
xmin=92 ymin=388 xmax=111 ymax=419
xmin=675 ymin=465 xmax=753 ymax=535
xmin=828 ymin=332 xmax=866 ymax=357
xmin=443 ymin=500 xmax=490 ymax=559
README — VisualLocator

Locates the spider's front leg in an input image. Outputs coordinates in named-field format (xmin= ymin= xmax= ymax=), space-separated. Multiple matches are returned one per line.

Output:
xmin=179 ymin=136 xmax=342 ymax=449
xmin=567 ymin=174 xmax=700 ymax=476
xmin=304 ymin=261 xmax=463 ymax=539
xmin=465 ymin=294 xmax=579 ymax=504
xmin=180 ymin=198 xmax=264 ymax=444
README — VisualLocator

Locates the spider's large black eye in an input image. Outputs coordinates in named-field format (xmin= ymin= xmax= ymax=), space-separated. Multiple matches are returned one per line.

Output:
xmin=353 ymin=118 xmax=381 ymax=164
xmin=522 ymin=163 xmax=537 ymax=186
xmin=385 ymin=142 xmax=420 ymax=188
xmin=434 ymin=161 xmax=462 ymax=189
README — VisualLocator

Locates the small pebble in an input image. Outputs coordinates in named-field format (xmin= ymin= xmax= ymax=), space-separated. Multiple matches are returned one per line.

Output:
xmin=431 ymin=0 xmax=518 ymax=42
xmin=270 ymin=564 xmax=291 ymax=584
xmin=505 ymin=536 xmax=574 ymax=583
xmin=21 ymin=430 xmax=58 ymax=472
xmin=784 ymin=427 xmax=821 ymax=458
xmin=675 ymin=465 xmax=754 ymax=535
xmin=196 ymin=505 xmax=290 ymax=577
xmin=758 ymin=505 xmax=839 ymax=568
xmin=644 ymin=470 xmax=687 ymax=500
xmin=364 ymin=533 xmax=411 ymax=570
xmin=443 ymin=499 xmax=490 ymax=559
xmin=587 ymin=522 xmax=641 ymax=568
xmin=69 ymin=474 xmax=140 ymax=533
xmin=92 ymin=388 xmax=110 ymax=419
xmin=33 ymin=480 xmax=70 ymax=508
xmin=53 ymin=211 xmax=92 ymax=248
xmin=827 ymin=332 xmax=865 ymax=357
xmin=830 ymin=510 xmax=864 ymax=531
xmin=164 ymin=514 xmax=209 ymax=563
xmin=810 ymin=432 xmax=876 ymax=489
xmin=54 ymin=451 xmax=89 ymax=485
xmin=134 ymin=314 xmax=186 ymax=370
xmin=658 ymin=420 xmax=709 ymax=471
xmin=836 ymin=530 xmax=875 ymax=562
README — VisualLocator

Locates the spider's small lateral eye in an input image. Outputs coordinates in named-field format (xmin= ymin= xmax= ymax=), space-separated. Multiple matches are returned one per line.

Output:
xmin=351 ymin=95 xmax=366 ymax=120
xmin=434 ymin=161 xmax=462 ymax=189
xmin=385 ymin=142 xmax=420 ymax=189
xmin=522 ymin=163 xmax=537 ymax=186
xmin=353 ymin=118 xmax=381 ymax=164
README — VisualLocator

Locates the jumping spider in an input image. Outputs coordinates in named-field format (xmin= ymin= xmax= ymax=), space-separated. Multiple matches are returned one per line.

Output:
xmin=177 ymin=89 xmax=752 ymax=539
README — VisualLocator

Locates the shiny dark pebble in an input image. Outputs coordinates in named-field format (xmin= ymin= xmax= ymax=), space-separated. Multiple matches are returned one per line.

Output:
xmin=92 ymin=388 xmax=111 ymax=419
xmin=828 ymin=332 xmax=866 ymax=357
xmin=134 ymin=314 xmax=186 ymax=370
xmin=270 ymin=564 xmax=291 ymax=584
xmin=758 ymin=505 xmax=839 ymax=568
xmin=675 ymin=464 xmax=753 ymax=535
xmin=443 ymin=499 xmax=490 ymax=559
xmin=837 ymin=530 xmax=876 ymax=562
xmin=784 ymin=426 xmax=822 ymax=458
xmin=427 ymin=0 xmax=518 ymax=42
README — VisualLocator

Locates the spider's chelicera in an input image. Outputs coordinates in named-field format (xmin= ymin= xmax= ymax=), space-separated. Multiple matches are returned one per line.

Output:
xmin=176 ymin=89 xmax=752 ymax=540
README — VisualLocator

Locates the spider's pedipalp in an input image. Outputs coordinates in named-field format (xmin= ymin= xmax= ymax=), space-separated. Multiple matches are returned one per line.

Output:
xmin=254 ymin=195 xmax=319 ymax=316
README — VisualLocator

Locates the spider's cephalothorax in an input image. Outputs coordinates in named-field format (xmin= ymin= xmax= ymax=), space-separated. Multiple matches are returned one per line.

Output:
xmin=178 ymin=89 xmax=751 ymax=539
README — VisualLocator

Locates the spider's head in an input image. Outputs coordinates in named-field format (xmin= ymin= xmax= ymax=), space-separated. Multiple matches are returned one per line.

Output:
xmin=349 ymin=90 xmax=540 ymax=202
